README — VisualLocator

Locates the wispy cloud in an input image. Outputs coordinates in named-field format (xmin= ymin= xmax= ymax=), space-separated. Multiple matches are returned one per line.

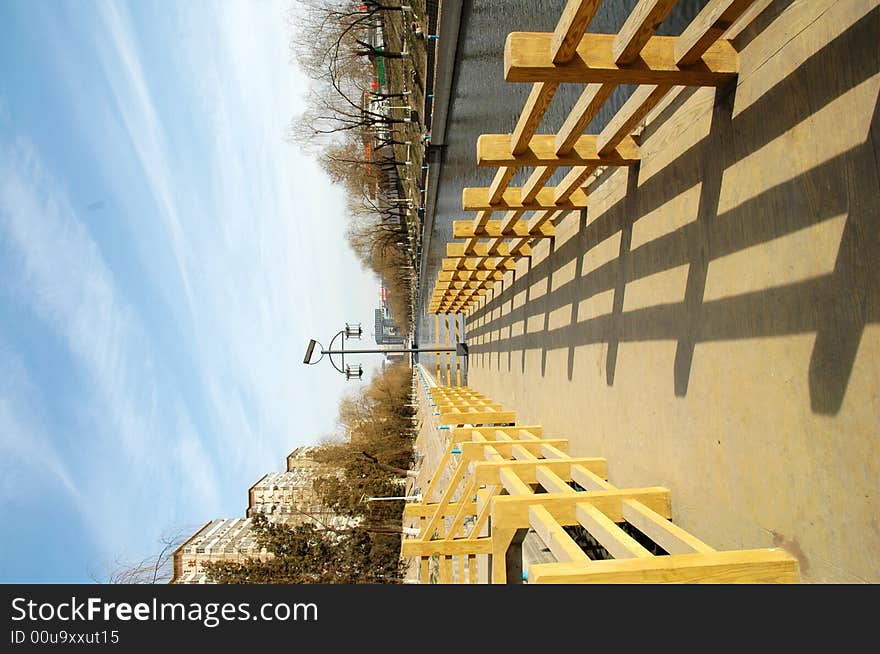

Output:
xmin=1 ymin=0 xmax=382 ymax=580
xmin=0 ymin=136 xmax=223 ymax=562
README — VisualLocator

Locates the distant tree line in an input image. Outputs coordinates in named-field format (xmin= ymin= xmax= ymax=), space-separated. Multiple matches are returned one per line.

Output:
xmin=288 ymin=0 xmax=422 ymax=327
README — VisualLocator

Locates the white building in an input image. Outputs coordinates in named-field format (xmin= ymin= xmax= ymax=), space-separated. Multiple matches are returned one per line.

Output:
xmin=171 ymin=447 xmax=357 ymax=584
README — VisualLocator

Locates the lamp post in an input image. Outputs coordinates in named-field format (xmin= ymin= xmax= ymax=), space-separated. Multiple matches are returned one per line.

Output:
xmin=359 ymin=492 xmax=423 ymax=504
xmin=303 ymin=322 xmax=467 ymax=380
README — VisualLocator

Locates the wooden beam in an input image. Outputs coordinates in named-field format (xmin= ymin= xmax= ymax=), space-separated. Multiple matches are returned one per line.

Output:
xmin=451 ymin=425 xmax=543 ymax=441
xmin=464 ymin=185 xmax=589 ymax=212
xmin=491 ymin=487 xmax=672 ymax=528
xmin=505 ymin=32 xmax=739 ymax=86
xmin=404 ymin=501 xmax=477 ymax=518
xmin=530 ymin=505 xmax=591 ymax=563
xmin=439 ymin=556 xmax=453 ymax=584
xmin=576 ymin=502 xmax=653 ymax=559
xmin=422 ymin=442 xmax=454 ymax=503
xmin=536 ymin=466 xmax=575 ymax=494
xmin=477 ymin=133 xmax=640 ymax=167
xmin=596 ymin=83 xmax=672 ymax=155
xmin=446 ymin=480 xmax=479 ymax=538
xmin=488 ymin=167 xmax=516 ymax=204
xmin=401 ymin=538 xmax=494 ymax=557
xmin=439 ymin=410 xmax=516 ymax=425
xmin=435 ymin=401 xmax=502 ymax=412
xmin=613 ymin=0 xmax=679 ymax=63
xmin=550 ymin=0 xmax=603 ymax=63
xmin=473 ymin=457 xmax=607 ymax=485
xmin=438 ymin=270 xmax=505 ymax=281
xmin=471 ymin=210 xmax=493 ymax=231
xmin=447 ymin=242 xmax=532 ymax=258
xmin=554 ymin=166 xmax=596 ymax=202
xmin=522 ymin=166 xmax=557 ymax=203
xmin=466 ymin=485 xmax=502 ymax=541
xmin=530 ymin=209 xmax=562 ymax=231
xmin=675 ymin=0 xmax=757 ymax=66
xmin=539 ymin=442 xmax=569 ymax=459
xmin=499 ymin=467 xmax=534 ymax=495
xmin=434 ymin=281 xmax=491 ymax=291
xmin=459 ymin=439 xmax=568 ymax=460
xmin=512 ymin=82 xmax=559 ymax=154
xmin=622 ymin=500 xmax=716 ymax=555
xmin=527 ymin=549 xmax=800 ymax=583
xmin=452 ymin=219 xmax=554 ymax=239
xmin=554 ymin=83 xmax=616 ymax=154
xmin=441 ymin=257 xmax=518 ymax=271
xmin=419 ymin=460 xmax=467 ymax=540
xmin=571 ymin=464 xmax=615 ymax=491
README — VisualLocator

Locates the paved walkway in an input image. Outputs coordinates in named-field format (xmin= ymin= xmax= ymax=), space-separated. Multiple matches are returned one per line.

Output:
xmin=461 ymin=0 xmax=879 ymax=583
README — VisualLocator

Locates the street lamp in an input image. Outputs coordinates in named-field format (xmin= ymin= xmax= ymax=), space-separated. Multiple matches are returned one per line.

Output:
xmin=303 ymin=322 xmax=467 ymax=381
xmin=360 ymin=491 xmax=423 ymax=503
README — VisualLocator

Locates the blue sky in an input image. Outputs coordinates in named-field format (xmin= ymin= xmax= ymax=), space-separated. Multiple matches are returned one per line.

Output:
xmin=0 ymin=0 xmax=383 ymax=583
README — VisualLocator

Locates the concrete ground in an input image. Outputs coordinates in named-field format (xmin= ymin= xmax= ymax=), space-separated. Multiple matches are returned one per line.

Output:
xmin=460 ymin=0 xmax=879 ymax=583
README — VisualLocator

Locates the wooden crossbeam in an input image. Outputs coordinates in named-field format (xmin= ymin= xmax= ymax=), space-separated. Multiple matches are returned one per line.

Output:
xmin=554 ymin=83 xmax=616 ymax=154
xmin=676 ymin=0 xmax=757 ymax=66
xmin=438 ymin=270 xmax=505 ymax=281
xmin=536 ymin=466 xmax=575 ymax=494
xmin=554 ymin=165 xmax=596 ymax=202
xmin=432 ymin=284 xmax=493 ymax=305
xmin=451 ymin=426 xmax=544 ymax=441
xmin=463 ymin=185 xmax=589 ymax=211
xmin=504 ymin=32 xmax=739 ymax=86
xmin=522 ymin=166 xmax=557 ymax=203
xmin=571 ymin=464 xmax=615 ymax=491
xmin=439 ymin=410 xmax=516 ymax=425
xmin=527 ymin=549 xmax=800 ymax=583
xmin=530 ymin=505 xmax=591 ymax=563
xmin=551 ymin=0 xmax=602 ymax=63
xmin=613 ymin=0 xmax=679 ymax=63
xmin=470 ymin=210 xmax=493 ymax=231
xmin=597 ymin=83 xmax=672 ymax=155
xmin=404 ymin=502 xmax=477 ymax=518
xmin=473 ymin=457 xmax=607 ymax=485
xmin=491 ymin=487 xmax=672 ymax=528
xmin=452 ymin=219 xmax=554 ymax=239
xmin=477 ymin=134 xmax=639 ymax=167
xmin=434 ymin=280 xmax=493 ymax=291
xmin=441 ymin=257 xmax=518 ymax=271
xmin=446 ymin=242 xmax=532 ymax=258
xmin=622 ymin=500 xmax=716 ymax=555
xmin=530 ymin=209 xmax=562 ymax=231
xmin=488 ymin=167 xmax=516 ymax=204
xmin=419 ymin=460 xmax=467 ymax=539
xmin=576 ymin=502 xmax=653 ymax=559
xmin=447 ymin=480 xmax=478 ymax=538
xmin=499 ymin=467 xmax=534 ymax=495
xmin=401 ymin=538 xmax=494 ymax=557
xmin=512 ymin=82 xmax=559 ymax=153
xmin=459 ymin=439 xmax=568 ymax=460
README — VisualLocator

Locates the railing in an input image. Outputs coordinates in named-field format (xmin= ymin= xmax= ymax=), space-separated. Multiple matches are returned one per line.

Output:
xmin=427 ymin=0 xmax=760 ymax=315
xmin=402 ymin=383 xmax=800 ymax=584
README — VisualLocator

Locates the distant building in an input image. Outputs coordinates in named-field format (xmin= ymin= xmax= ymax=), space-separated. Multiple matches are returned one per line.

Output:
xmin=374 ymin=287 xmax=405 ymax=346
xmin=170 ymin=517 xmax=269 ymax=585
xmin=171 ymin=447 xmax=355 ymax=584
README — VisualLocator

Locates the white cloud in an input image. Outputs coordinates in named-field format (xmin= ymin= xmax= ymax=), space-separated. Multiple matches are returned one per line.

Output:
xmin=0 ymin=137 xmax=224 ymax=560
xmin=1 ymin=0 xmax=385 ymax=576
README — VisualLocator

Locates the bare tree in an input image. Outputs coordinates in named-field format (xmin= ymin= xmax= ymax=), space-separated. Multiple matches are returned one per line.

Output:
xmin=95 ymin=529 xmax=190 ymax=584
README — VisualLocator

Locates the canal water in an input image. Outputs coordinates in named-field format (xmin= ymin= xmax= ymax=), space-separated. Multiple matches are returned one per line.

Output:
xmin=417 ymin=0 xmax=708 ymax=371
